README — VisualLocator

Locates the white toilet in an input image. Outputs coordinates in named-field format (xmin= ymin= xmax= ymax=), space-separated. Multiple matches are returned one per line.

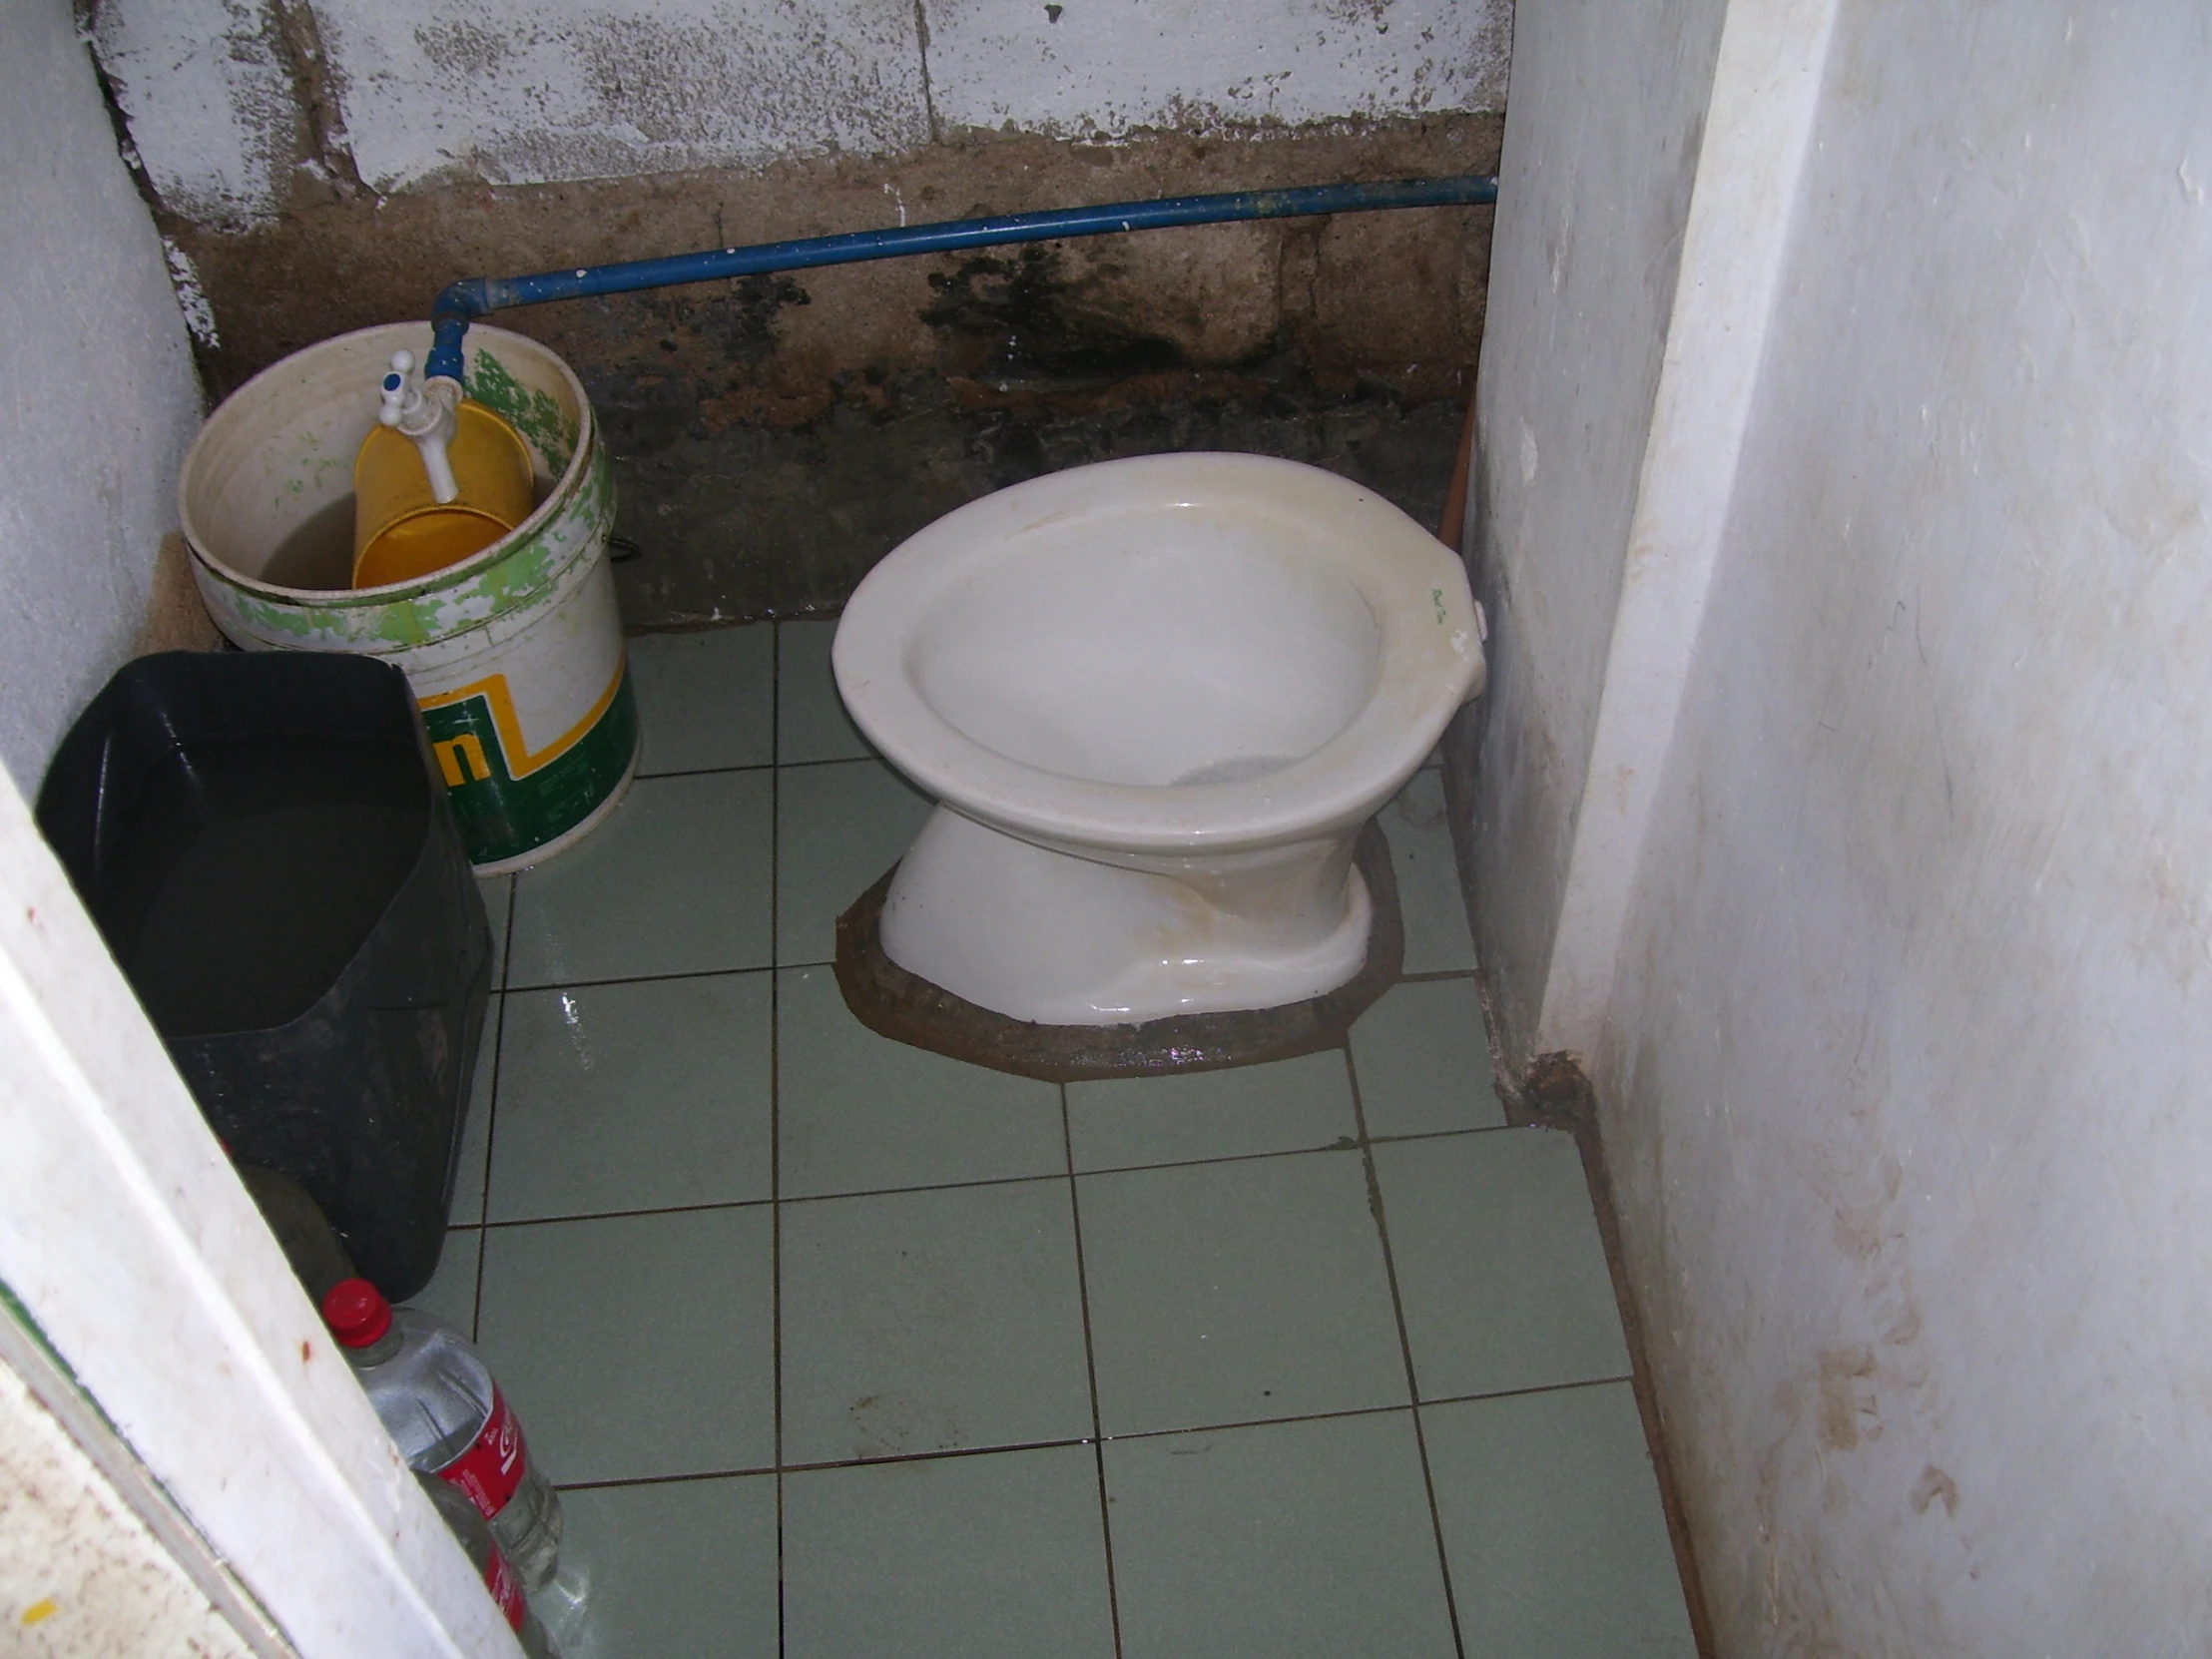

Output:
xmin=831 ymin=452 xmax=1485 ymax=1028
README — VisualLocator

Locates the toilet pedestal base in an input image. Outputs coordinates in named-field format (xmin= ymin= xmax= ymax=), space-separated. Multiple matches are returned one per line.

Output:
xmin=831 ymin=822 xmax=1402 ymax=1083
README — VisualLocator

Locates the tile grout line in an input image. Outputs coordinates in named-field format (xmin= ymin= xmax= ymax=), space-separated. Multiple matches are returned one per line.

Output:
xmin=1345 ymin=1038 xmax=1470 ymax=1659
xmin=549 ymin=1374 xmax=1645 ymax=1495
xmin=554 ymin=1433 xmax=1092 ymax=1492
xmin=1060 ymin=1083 xmax=1126 ymax=1659
xmin=770 ymin=622 xmax=789 ymax=1659
xmin=452 ymin=1126 xmax=1535 ymax=1240
xmin=468 ymin=876 xmax=518 ymax=1341
xmin=635 ymin=752 xmax=878 ymax=786
xmin=465 ymin=987 xmax=499 ymax=1339
xmin=1099 ymin=1375 xmax=1640 ymax=1444
xmin=503 ymin=960 xmax=781 ymax=997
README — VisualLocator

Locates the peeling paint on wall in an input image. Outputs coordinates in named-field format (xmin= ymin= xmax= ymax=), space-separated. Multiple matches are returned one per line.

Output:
xmin=90 ymin=0 xmax=303 ymax=233
xmin=160 ymin=240 xmax=221 ymax=350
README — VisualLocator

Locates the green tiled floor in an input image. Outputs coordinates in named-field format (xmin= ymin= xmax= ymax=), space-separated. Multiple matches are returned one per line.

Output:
xmin=423 ymin=622 xmax=1695 ymax=1658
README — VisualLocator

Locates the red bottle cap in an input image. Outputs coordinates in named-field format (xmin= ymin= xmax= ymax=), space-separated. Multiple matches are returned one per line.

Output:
xmin=322 ymin=1278 xmax=393 ymax=1348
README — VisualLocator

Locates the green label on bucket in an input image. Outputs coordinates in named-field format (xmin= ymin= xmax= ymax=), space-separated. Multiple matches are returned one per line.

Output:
xmin=420 ymin=666 xmax=637 ymax=865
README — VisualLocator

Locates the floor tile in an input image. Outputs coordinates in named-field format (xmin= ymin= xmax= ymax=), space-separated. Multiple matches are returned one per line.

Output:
xmin=1350 ymin=977 xmax=1506 ymax=1138
xmin=1104 ymin=1411 xmax=1457 ymax=1659
xmin=1078 ymin=1150 xmax=1406 ymax=1435
xmin=476 ymin=1206 xmax=775 ymax=1484
xmin=448 ymin=994 xmax=499 ymax=1227
xmin=548 ymin=1474 xmax=778 ymax=1659
xmin=508 ymin=770 xmax=773 ymax=986
xmin=1424 ymin=1382 xmax=1695 ymax=1658
xmin=784 ymin=1445 xmax=1115 ymax=1659
xmin=780 ymin=1179 xmax=1092 ymax=1464
xmin=778 ymin=618 xmax=874 ymax=764
xmin=776 ymin=965 xmax=1063 ymax=1198
xmin=489 ymin=972 xmax=772 ymax=1222
xmin=1376 ymin=1130 xmax=1629 ymax=1399
xmin=403 ymin=1227 xmax=479 ymax=1338
xmin=477 ymin=875 xmax=512 ymax=990
xmin=1066 ymin=1050 xmax=1357 ymax=1172
xmin=775 ymin=758 xmax=931 ymax=964
xmin=1382 ymin=770 xmax=1475 ymax=972
xmin=628 ymin=625 xmax=775 ymax=777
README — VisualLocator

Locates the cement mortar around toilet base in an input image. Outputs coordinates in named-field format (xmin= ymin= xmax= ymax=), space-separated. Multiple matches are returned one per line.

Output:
xmin=832 ymin=823 xmax=1403 ymax=1082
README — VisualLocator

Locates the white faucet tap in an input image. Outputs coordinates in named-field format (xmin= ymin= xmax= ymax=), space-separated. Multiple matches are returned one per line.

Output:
xmin=374 ymin=348 xmax=461 ymax=504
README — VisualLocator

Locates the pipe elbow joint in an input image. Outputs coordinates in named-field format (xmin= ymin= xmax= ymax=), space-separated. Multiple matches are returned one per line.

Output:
xmin=424 ymin=278 xmax=490 ymax=385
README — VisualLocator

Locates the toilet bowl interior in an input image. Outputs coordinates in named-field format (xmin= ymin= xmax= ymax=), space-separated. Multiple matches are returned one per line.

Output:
xmin=907 ymin=500 xmax=1382 ymax=789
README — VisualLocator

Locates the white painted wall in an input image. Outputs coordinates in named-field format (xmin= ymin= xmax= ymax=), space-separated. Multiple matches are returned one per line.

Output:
xmin=0 ymin=2 xmax=205 ymax=795
xmin=1463 ymin=0 xmax=1726 ymax=1061
xmin=93 ymin=0 xmax=1510 ymax=222
xmin=1475 ymin=0 xmax=2212 ymax=1650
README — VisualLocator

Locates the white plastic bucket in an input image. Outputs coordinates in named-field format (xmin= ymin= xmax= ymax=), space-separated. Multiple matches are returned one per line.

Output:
xmin=179 ymin=322 xmax=636 ymax=873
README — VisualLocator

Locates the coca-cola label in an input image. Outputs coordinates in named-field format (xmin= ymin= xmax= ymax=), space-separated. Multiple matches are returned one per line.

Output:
xmin=438 ymin=1386 xmax=527 ymax=1519
xmin=484 ymin=1546 xmax=527 ymax=1632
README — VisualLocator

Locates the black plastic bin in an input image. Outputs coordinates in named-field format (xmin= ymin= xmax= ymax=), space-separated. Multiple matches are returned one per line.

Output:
xmin=37 ymin=651 xmax=491 ymax=1301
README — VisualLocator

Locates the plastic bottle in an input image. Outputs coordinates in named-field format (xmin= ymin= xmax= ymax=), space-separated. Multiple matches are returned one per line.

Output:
xmin=415 ymin=1472 xmax=561 ymax=1658
xmin=322 ymin=1278 xmax=563 ymax=1589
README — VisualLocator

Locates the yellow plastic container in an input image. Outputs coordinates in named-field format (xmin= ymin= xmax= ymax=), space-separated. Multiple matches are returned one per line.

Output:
xmin=351 ymin=398 xmax=536 ymax=589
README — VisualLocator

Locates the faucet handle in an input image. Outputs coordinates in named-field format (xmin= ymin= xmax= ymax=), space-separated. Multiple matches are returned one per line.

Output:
xmin=377 ymin=350 xmax=416 ymax=428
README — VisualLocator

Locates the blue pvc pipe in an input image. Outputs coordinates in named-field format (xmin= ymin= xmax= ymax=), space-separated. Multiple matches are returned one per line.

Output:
xmin=424 ymin=174 xmax=1497 ymax=382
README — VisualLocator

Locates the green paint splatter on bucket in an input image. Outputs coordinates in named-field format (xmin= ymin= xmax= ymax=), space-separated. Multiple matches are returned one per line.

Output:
xmin=468 ymin=348 xmax=576 ymax=468
xmin=212 ymin=440 xmax=614 ymax=652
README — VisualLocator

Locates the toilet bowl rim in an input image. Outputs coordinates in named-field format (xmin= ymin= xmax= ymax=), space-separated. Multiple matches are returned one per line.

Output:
xmin=832 ymin=453 xmax=1484 ymax=854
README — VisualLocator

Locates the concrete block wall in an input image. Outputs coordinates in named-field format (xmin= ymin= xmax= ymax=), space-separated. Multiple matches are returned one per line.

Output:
xmin=91 ymin=0 xmax=1508 ymax=224
xmin=87 ymin=0 xmax=1508 ymax=400
xmin=84 ymin=0 xmax=1508 ymax=620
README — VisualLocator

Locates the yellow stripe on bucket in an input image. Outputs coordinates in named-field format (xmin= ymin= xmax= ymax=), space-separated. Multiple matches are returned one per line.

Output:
xmin=419 ymin=658 xmax=627 ymax=784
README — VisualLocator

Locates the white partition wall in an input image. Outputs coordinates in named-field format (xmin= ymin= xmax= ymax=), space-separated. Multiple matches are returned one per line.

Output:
xmin=1469 ymin=2 xmax=2212 ymax=1649
xmin=0 ymin=2 xmax=203 ymax=792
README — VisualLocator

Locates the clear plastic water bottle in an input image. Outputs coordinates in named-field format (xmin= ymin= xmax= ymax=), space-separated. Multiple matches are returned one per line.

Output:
xmin=415 ymin=1472 xmax=562 ymax=1658
xmin=323 ymin=1278 xmax=563 ymax=1590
